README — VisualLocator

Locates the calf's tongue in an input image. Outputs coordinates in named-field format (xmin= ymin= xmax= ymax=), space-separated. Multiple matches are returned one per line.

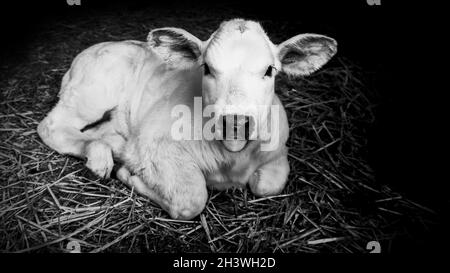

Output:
xmin=222 ymin=140 xmax=247 ymax=152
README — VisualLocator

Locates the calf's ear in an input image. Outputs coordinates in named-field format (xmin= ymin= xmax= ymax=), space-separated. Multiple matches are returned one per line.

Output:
xmin=147 ymin=27 xmax=203 ymax=69
xmin=277 ymin=34 xmax=337 ymax=77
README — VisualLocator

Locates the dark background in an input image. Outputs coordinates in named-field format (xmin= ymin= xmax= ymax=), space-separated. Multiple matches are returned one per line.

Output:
xmin=0 ymin=0 xmax=446 ymax=253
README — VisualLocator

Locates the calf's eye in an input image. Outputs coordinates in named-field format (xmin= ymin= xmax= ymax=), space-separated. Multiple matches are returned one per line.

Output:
xmin=264 ymin=65 xmax=273 ymax=77
xmin=203 ymin=63 xmax=211 ymax=76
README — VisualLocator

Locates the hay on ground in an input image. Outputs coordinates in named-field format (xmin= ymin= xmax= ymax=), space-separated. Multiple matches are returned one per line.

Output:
xmin=0 ymin=4 xmax=435 ymax=253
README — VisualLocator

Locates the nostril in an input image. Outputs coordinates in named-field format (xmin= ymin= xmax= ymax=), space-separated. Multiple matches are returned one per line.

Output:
xmin=244 ymin=118 xmax=250 ymax=140
xmin=221 ymin=115 xmax=227 ymax=139
xmin=244 ymin=116 xmax=255 ymax=140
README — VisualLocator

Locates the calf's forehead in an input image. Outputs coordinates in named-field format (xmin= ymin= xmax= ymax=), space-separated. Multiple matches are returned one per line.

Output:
xmin=204 ymin=20 xmax=276 ymax=73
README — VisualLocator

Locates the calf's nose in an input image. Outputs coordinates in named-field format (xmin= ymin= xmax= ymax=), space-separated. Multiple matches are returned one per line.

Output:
xmin=220 ymin=114 xmax=255 ymax=140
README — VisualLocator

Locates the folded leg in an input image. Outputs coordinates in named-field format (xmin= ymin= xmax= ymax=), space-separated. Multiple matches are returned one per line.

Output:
xmin=118 ymin=141 xmax=208 ymax=220
xmin=249 ymin=155 xmax=290 ymax=197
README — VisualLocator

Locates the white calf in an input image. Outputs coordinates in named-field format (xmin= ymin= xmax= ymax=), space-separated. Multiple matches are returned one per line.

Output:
xmin=38 ymin=19 xmax=337 ymax=219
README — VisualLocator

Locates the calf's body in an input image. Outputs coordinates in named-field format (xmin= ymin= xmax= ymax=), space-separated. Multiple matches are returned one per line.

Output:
xmin=38 ymin=19 xmax=337 ymax=219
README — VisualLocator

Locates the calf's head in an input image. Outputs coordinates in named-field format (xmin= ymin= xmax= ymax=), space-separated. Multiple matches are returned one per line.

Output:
xmin=148 ymin=19 xmax=337 ymax=152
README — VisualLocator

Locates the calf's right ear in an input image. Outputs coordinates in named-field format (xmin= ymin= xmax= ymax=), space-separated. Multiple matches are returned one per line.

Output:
xmin=147 ymin=27 xmax=203 ymax=69
xmin=277 ymin=34 xmax=337 ymax=77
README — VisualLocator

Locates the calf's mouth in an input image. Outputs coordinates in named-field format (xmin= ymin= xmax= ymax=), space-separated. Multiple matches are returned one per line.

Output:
xmin=220 ymin=114 xmax=253 ymax=152
xmin=222 ymin=139 xmax=248 ymax=152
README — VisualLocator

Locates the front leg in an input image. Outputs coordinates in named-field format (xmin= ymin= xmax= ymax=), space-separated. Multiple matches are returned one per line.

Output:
xmin=249 ymin=155 xmax=290 ymax=197
xmin=85 ymin=140 xmax=114 ymax=179
xmin=119 ymin=140 xmax=208 ymax=220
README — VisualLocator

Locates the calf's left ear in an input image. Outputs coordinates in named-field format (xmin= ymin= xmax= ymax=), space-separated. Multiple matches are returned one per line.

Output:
xmin=147 ymin=27 xmax=203 ymax=69
xmin=277 ymin=34 xmax=337 ymax=77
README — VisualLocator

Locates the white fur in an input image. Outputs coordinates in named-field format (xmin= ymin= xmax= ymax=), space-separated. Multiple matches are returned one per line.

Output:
xmin=37 ymin=19 xmax=336 ymax=220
